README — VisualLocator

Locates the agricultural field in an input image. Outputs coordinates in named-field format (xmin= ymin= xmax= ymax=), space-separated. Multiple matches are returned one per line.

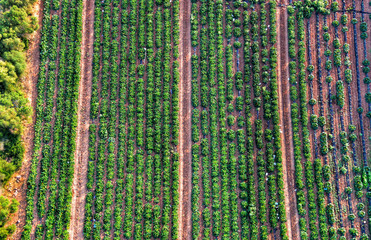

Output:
xmin=283 ymin=0 xmax=371 ymax=239
xmin=81 ymin=0 xmax=180 ymax=239
xmin=0 ymin=0 xmax=370 ymax=239
xmin=189 ymin=0 xmax=287 ymax=239
xmin=21 ymin=0 xmax=83 ymax=238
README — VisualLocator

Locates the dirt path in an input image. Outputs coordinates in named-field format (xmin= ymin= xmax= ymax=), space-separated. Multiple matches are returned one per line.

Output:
xmin=178 ymin=0 xmax=192 ymax=239
xmin=69 ymin=0 xmax=94 ymax=237
xmin=276 ymin=1 xmax=300 ymax=239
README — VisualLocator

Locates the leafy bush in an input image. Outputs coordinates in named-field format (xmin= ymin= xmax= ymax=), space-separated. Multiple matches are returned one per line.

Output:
xmin=0 ymin=196 xmax=18 ymax=239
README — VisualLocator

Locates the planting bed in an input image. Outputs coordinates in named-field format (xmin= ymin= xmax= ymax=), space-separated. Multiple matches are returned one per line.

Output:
xmin=284 ymin=0 xmax=371 ymax=239
xmin=190 ymin=0 xmax=287 ymax=239
xmin=22 ymin=0 xmax=83 ymax=238
xmin=81 ymin=0 xmax=180 ymax=239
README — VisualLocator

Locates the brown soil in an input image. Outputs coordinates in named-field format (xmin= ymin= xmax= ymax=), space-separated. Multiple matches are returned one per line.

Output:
xmin=69 ymin=0 xmax=94 ymax=237
xmin=2 ymin=1 xmax=43 ymax=238
xmin=276 ymin=0 xmax=300 ymax=239
xmin=178 ymin=0 xmax=192 ymax=239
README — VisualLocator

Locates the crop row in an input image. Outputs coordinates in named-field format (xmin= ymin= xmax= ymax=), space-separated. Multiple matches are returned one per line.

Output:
xmin=287 ymin=1 xmax=371 ymax=238
xmin=287 ymin=5 xmax=314 ymax=238
xmin=287 ymin=2 xmax=344 ymax=238
xmin=23 ymin=0 xmax=83 ymax=238
xmin=306 ymin=11 xmax=332 ymax=240
xmin=333 ymin=7 xmax=360 ymax=237
xmin=337 ymin=5 xmax=369 ymax=237
xmin=359 ymin=0 xmax=371 ymax=233
xmin=83 ymin=0 xmax=179 ymax=239
xmin=191 ymin=0 xmax=287 ymax=239
xmin=351 ymin=0 xmax=371 ymax=237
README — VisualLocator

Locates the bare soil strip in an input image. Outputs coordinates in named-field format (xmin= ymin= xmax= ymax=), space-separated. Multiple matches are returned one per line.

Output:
xmin=276 ymin=1 xmax=300 ymax=239
xmin=178 ymin=0 xmax=192 ymax=239
xmin=69 ymin=0 xmax=94 ymax=237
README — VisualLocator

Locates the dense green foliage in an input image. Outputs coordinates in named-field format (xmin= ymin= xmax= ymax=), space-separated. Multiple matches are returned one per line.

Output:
xmin=0 ymin=196 xmax=19 ymax=239
xmin=191 ymin=0 xmax=287 ymax=239
xmin=0 ymin=0 xmax=37 ymax=238
xmin=83 ymin=0 xmax=180 ymax=239
xmin=23 ymin=0 xmax=83 ymax=237
xmin=0 ymin=0 xmax=38 ymax=184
